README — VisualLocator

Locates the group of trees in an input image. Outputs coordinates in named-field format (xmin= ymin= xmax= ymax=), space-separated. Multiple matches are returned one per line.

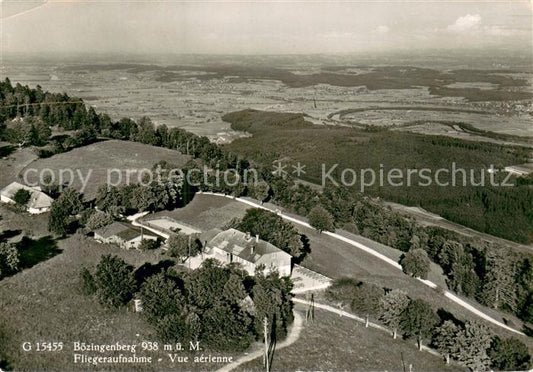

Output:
xmin=414 ymin=228 xmax=533 ymax=321
xmin=80 ymin=255 xmax=137 ymax=308
xmin=46 ymin=161 xmax=187 ymax=237
xmin=48 ymin=188 xmax=85 ymax=235
xmin=167 ymin=233 xmax=202 ymax=261
xmin=95 ymin=182 xmax=182 ymax=216
xmin=80 ymin=256 xmax=293 ymax=353
xmin=223 ymin=109 xmax=533 ymax=245
xmin=47 ymin=187 xmax=114 ymax=237
xmin=0 ymin=79 xmax=100 ymax=155
xmin=228 ymin=208 xmax=307 ymax=260
xmin=325 ymin=278 xmax=531 ymax=371
xmin=262 ymin=180 xmax=532 ymax=323
xmin=433 ymin=320 xmax=531 ymax=371
xmin=397 ymin=226 xmax=533 ymax=322
xmin=2 ymin=116 xmax=51 ymax=147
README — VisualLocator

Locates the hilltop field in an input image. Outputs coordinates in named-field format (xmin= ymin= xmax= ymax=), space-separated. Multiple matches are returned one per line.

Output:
xmin=19 ymin=140 xmax=191 ymax=198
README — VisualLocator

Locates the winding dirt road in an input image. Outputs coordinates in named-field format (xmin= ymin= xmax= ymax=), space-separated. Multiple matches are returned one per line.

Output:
xmin=200 ymin=192 xmax=525 ymax=336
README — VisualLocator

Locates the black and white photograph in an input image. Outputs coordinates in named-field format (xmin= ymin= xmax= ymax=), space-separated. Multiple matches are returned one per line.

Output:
xmin=0 ymin=0 xmax=532 ymax=371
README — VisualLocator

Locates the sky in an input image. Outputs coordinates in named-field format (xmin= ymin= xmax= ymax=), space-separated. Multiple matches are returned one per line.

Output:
xmin=0 ymin=0 xmax=531 ymax=55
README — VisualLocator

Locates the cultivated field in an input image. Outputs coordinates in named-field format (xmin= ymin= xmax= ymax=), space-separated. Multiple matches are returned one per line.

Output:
xmin=330 ymin=106 xmax=533 ymax=138
xmin=4 ymin=59 xmax=532 ymax=144
xmin=20 ymin=140 xmax=191 ymax=198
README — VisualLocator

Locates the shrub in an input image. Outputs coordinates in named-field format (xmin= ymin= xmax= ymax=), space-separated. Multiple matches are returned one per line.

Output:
xmin=13 ymin=189 xmax=31 ymax=206
xmin=400 ymin=249 xmax=431 ymax=279
xmin=79 ymin=267 xmax=97 ymax=295
xmin=94 ymin=255 xmax=137 ymax=308
xmin=139 ymin=239 xmax=161 ymax=251
xmin=308 ymin=205 xmax=335 ymax=233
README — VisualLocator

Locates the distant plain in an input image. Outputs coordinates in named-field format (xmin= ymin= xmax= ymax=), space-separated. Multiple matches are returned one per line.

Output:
xmin=3 ymin=55 xmax=532 ymax=145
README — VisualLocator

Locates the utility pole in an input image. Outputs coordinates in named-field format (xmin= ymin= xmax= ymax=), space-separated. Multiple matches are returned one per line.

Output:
xmin=401 ymin=352 xmax=407 ymax=372
xmin=311 ymin=292 xmax=315 ymax=321
xmin=263 ymin=316 xmax=270 ymax=372
xmin=306 ymin=293 xmax=315 ymax=323
xmin=188 ymin=234 xmax=191 ymax=270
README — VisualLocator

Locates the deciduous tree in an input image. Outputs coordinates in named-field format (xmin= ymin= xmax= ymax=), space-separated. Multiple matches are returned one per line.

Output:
xmin=85 ymin=210 xmax=114 ymax=231
xmin=237 ymin=208 xmax=305 ymax=258
xmin=13 ymin=188 xmax=31 ymax=206
xmin=488 ymin=336 xmax=531 ymax=371
xmin=167 ymin=233 xmax=201 ymax=261
xmin=94 ymin=255 xmax=137 ymax=308
xmin=248 ymin=180 xmax=270 ymax=203
xmin=325 ymin=278 xmax=359 ymax=308
xmin=79 ymin=267 xmax=97 ymax=295
xmin=139 ymin=273 xmax=183 ymax=324
xmin=400 ymin=299 xmax=439 ymax=350
xmin=308 ymin=205 xmax=334 ymax=233
xmin=433 ymin=320 xmax=460 ymax=364
xmin=400 ymin=249 xmax=431 ymax=279
xmin=481 ymin=248 xmax=517 ymax=311
xmin=379 ymin=289 xmax=409 ymax=339
xmin=351 ymin=282 xmax=384 ymax=327
xmin=0 ymin=242 xmax=19 ymax=279
xmin=454 ymin=321 xmax=492 ymax=372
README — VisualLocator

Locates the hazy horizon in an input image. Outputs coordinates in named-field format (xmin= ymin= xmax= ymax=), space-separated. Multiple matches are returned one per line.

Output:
xmin=1 ymin=0 xmax=531 ymax=56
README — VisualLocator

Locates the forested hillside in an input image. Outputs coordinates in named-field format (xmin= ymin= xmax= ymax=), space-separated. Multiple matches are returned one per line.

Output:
xmin=223 ymin=109 xmax=533 ymax=245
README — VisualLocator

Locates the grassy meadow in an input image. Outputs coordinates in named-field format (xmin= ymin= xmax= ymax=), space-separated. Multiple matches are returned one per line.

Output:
xmin=237 ymin=304 xmax=463 ymax=372
xmin=20 ymin=140 xmax=191 ymax=198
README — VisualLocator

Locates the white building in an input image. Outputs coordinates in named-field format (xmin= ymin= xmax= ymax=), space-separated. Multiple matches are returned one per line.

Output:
xmin=94 ymin=221 xmax=158 ymax=250
xmin=0 ymin=181 xmax=53 ymax=214
xmin=201 ymin=228 xmax=292 ymax=277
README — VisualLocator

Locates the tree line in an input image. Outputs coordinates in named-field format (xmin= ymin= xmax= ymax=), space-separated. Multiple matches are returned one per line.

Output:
xmin=222 ymin=108 xmax=532 ymax=245
xmin=325 ymin=278 xmax=531 ymax=371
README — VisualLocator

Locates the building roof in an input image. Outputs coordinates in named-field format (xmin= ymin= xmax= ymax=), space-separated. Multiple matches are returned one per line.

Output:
xmin=205 ymin=228 xmax=290 ymax=264
xmin=199 ymin=228 xmax=223 ymax=245
xmin=1 ymin=181 xmax=53 ymax=210
xmin=94 ymin=221 xmax=153 ymax=242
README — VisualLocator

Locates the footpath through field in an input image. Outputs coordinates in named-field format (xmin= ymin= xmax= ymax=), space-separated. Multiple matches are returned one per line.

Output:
xmin=216 ymin=312 xmax=303 ymax=372
xmin=198 ymin=192 xmax=525 ymax=336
